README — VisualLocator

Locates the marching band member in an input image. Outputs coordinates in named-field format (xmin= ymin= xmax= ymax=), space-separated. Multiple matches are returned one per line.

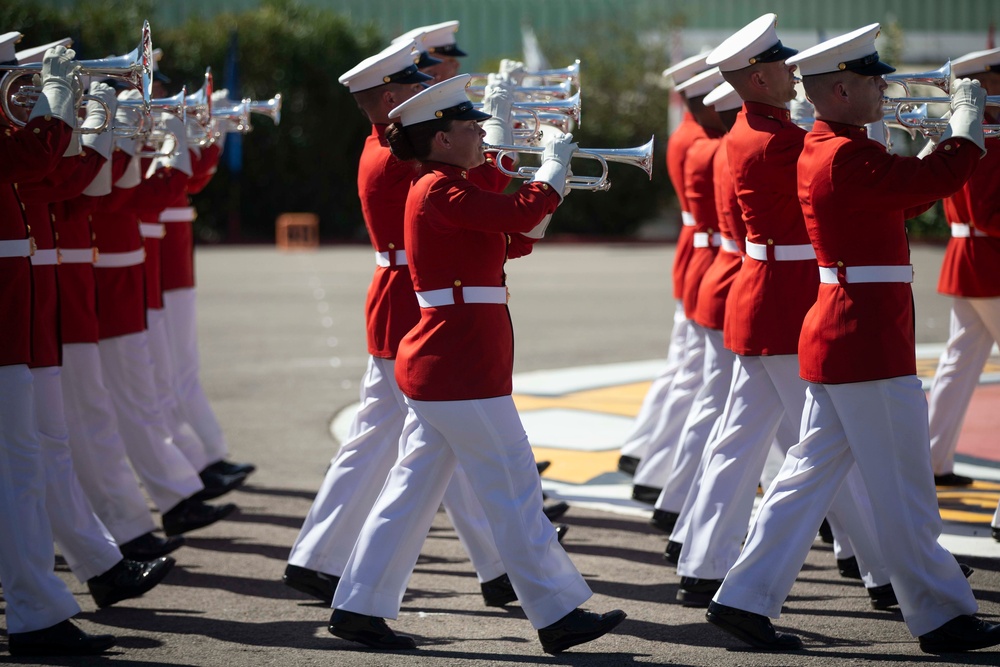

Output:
xmin=617 ymin=52 xmax=711 ymax=482
xmin=327 ymin=74 xmax=626 ymax=654
xmin=673 ymin=14 xmax=892 ymax=610
xmin=707 ymin=24 xmax=1000 ymax=653
xmin=639 ymin=66 xmax=726 ymax=529
xmin=926 ymin=46 xmax=1000 ymax=488
xmin=286 ymin=40 xmax=522 ymax=611
xmin=0 ymin=36 xmax=116 ymax=656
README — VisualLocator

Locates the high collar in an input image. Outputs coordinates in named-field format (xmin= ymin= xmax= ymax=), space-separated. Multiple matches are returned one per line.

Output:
xmin=422 ymin=160 xmax=469 ymax=179
xmin=742 ymin=100 xmax=791 ymax=123
xmin=811 ymin=119 xmax=869 ymax=139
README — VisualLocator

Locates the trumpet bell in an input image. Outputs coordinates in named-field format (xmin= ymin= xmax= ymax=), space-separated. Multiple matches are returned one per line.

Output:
xmin=248 ymin=93 xmax=281 ymax=125
xmin=885 ymin=61 xmax=951 ymax=95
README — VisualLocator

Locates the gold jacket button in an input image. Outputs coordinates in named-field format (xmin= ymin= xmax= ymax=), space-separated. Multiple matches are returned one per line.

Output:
xmin=51 ymin=213 xmax=56 ymax=222
xmin=944 ymin=144 xmax=953 ymax=151
xmin=837 ymin=260 xmax=844 ymax=267
xmin=388 ymin=242 xmax=395 ymax=250
xmin=33 ymin=127 xmax=40 ymax=134
xmin=44 ymin=114 xmax=52 ymax=121
xmin=453 ymin=279 xmax=462 ymax=287
xmin=540 ymin=183 xmax=549 ymax=190
xmin=767 ymin=238 xmax=774 ymax=245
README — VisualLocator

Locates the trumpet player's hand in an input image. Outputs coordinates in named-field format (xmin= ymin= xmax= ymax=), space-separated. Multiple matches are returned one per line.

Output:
xmin=150 ymin=112 xmax=193 ymax=176
xmin=41 ymin=45 xmax=78 ymax=85
xmin=542 ymin=131 xmax=576 ymax=167
xmin=80 ymin=82 xmax=118 ymax=159
xmin=943 ymin=78 xmax=987 ymax=154
xmin=211 ymin=88 xmax=230 ymax=104
xmin=482 ymin=82 xmax=515 ymax=146
xmin=499 ymin=58 xmax=526 ymax=86
xmin=29 ymin=45 xmax=79 ymax=127
xmin=531 ymin=132 xmax=577 ymax=201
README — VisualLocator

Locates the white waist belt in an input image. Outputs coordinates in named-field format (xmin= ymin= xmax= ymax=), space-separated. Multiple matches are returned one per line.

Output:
xmin=0 ymin=238 xmax=33 ymax=258
xmin=416 ymin=286 xmax=508 ymax=308
xmin=745 ymin=240 xmax=816 ymax=262
xmin=681 ymin=211 xmax=695 ymax=227
xmin=30 ymin=248 xmax=59 ymax=265
xmin=94 ymin=248 xmax=145 ymax=268
xmin=950 ymin=222 xmax=990 ymax=238
xmin=140 ymin=222 xmax=166 ymax=239
xmin=694 ymin=232 xmax=723 ymax=248
xmin=720 ymin=237 xmax=740 ymax=254
xmin=59 ymin=248 xmax=97 ymax=264
xmin=818 ymin=264 xmax=913 ymax=284
xmin=159 ymin=207 xmax=196 ymax=223
xmin=375 ymin=249 xmax=408 ymax=267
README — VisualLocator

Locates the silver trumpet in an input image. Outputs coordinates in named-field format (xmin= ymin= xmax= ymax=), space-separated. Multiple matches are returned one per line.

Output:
xmin=466 ymin=80 xmax=574 ymax=102
xmin=885 ymin=92 xmax=1000 ymax=137
xmin=885 ymin=61 xmax=951 ymax=96
xmin=116 ymin=87 xmax=187 ymax=138
xmin=482 ymin=136 xmax=654 ymax=191
xmin=1 ymin=20 xmax=154 ymax=131
xmin=212 ymin=93 xmax=281 ymax=135
xmin=183 ymin=67 xmax=214 ymax=146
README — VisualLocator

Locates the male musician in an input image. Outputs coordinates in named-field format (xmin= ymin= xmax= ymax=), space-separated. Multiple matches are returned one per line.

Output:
xmin=707 ymin=24 xmax=1000 ymax=653
xmin=617 ymin=52 xmax=711 ymax=490
xmin=285 ymin=41 xmax=520 ymax=610
xmin=926 ymin=46 xmax=1000 ymax=487
xmin=0 ymin=37 xmax=116 ymax=656
xmin=671 ymin=14 xmax=892 ymax=610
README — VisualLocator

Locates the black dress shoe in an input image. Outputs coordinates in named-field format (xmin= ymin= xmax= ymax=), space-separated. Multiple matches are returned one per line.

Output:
xmin=663 ymin=540 xmax=683 ymax=564
xmin=993 ymin=526 xmax=1000 ymax=543
xmin=934 ymin=472 xmax=974 ymax=487
xmin=961 ymin=562 xmax=975 ymax=578
xmin=632 ymin=484 xmax=662 ymax=504
xmin=119 ymin=531 xmax=185 ymax=560
xmin=283 ymin=563 xmax=339 ymax=605
xmin=192 ymin=469 xmax=248 ymax=502
xmin=88 ymin=556 xmax=175 ymax=608
xmin=481 ymin=573 xmax=517 ymax=607
xmin=818 ymin=517 xmax=834 ymax=543
xmin=706 ymin=601 xmax=803 ymax=651
xmin=867 ymin=583 xmax=898 ymax=610
xmin=543 ymin=501 xmax=570 ymax=521
xmin=919 ymin=615 xmax=1000 ymax=653
xmin=328 ymin=609 xmax=416 ymax=650
xmin=162 ymin=499 xmax=237 ymax=536
xmin=677 ymin=577 xmax=722 ymax=607
xmin=649 ymin=509 xmax=678 ymax=533
xmin=837 ymin=555 xmax=862 ymax=579
xmin=555 ymin=524 xmax=569 ymax=543
xmin=8 ymin=619 xmax=116 ymax=656
xmin=205 ymin=459 xmax=257 ymax=477
xmin=536 ymin=460 xmax=551 ymax=475
xmin=617 ymin=454 xmax=640 ymax=476
xmin=538 ymin=608 xmax=627 ymax=654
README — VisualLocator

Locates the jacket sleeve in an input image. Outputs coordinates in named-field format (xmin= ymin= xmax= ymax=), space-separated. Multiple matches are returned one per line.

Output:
xmin=0 ymin=118 xmax=73 ymax=184
xmin=427 ymin=175 xmax=560 ymax=235
xmin=17 ymin=148 xmax=108 ymax=204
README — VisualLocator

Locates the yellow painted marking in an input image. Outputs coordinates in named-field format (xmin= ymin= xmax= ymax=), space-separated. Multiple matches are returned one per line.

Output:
xmin=532 ymin=447 xmax=623 ymax=485
xmin=513 ymin=381 xmax=651 ymax=417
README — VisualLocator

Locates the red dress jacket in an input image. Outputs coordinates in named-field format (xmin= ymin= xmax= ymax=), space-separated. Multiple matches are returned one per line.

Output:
xmin=667 ymin=113 xmax=706 ymax=300
xmin=0 ymin=117 xmax=72 ymax=367
xmin=395 ymin=161 xmax=560 ymax=401
xmin=19 ymin=148 xmax=107 ymax=367
xmin=937 ymin=127 xmax=1000 ymax=297
xmin=724 ymin=102 xmax=816 ymax=356
xmin=136 ymin=158 xmax=189 ymax=310
xmin=798 ymin=120 xmax=980 ymax=384
xmin=681 ymin=134 xmax=722 ymax=318
xmin=161 ymin=144 xmax=218 ymax=293
xmin=694 ymin=137 xmax=745 ymax=332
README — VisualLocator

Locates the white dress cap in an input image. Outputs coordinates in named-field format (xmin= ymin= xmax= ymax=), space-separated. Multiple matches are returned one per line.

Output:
xmin=703 ymin=81 xmax=742 ymax=111
xmin=339 ymin=40 xmax=432 ymax=93
xmin=0 ymin=32 xmax=23 ymax=65
xmin=707 ymin=13 xmax=797 ymax=72
xmin=389 ymin=73 xmax=491 ymax=127
xmin=786 ymin=23 xmax=894 ymax=76
xmin=16 ymin=37 xmax=73 ymax=65
xmin=662 ymin=51 xmax=711 ymax=87
xmin=393 ymin=20 xmax=466 ymax=57
xmin=675 ymin=67 xmax=725 ymax=98
xmin=952 ymin=46 xmax=1000 ymax=77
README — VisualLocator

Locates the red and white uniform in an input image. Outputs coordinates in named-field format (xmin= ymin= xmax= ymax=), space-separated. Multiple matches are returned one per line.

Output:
xmin=716 ymin=121 xmax=981 ymax=638
xmin=0 ymin=115 xmax=82 ymax=634
xmin=289 ymin=129 xmax=514 ymax=583
xmin=334 ymin=161 xmax=594 ymax=629
xmin=927 ymin=121 xmax=1000 ymax=476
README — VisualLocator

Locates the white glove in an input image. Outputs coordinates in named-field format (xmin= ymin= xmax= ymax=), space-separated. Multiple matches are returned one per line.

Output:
xmin=789 ymin=97 xmax=814 ymax=131
xmin=942 ymin=78 xmax=987 ymax=154
xmin=29 ymin=45 xmax=79 ymax=127
xmin=916 ymin=135 xmax=940 ymax=159
xmin=211 ymin=88 xmax=230 ymax=105
xmin=865 ymin=119 xmax=889 ymax=150
xmin=147 ymin=112 xmax=193 ymax=177
xmin=113 ymin=89 xmax=143 ymax=156
xmin=499 ymin=59 xmax=526 ymax=86
xmin=82 ymin=158 xmax=112 ymax=196
xmin=80 ymin=82 xmax=118 ymax=159
xmin=529 ymin=132 xmax=576 ymax=199
xmin=481 ymin=76 xmax=515 ymax=146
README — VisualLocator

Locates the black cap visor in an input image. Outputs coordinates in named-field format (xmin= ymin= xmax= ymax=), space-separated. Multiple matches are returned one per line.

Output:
xmin=430 ymin=44 xmax=467 ymax=58
xmin=415 ymin=51 xmax=443 ymax=69
xmin=750 ymin=41 xmax=798 ymax=65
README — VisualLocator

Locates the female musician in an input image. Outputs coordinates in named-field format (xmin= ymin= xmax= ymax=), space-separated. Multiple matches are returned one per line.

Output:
xmin=327 ymin=74 xmax=626 ymax=654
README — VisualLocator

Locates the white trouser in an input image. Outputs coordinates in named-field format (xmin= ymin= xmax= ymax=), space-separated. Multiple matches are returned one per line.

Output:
xmin=32 ymin=367 xmax=121 ymax=582
xmin=0 ymin=364 xmax=80 ymax=633
xmin=163 ymin=288 xmax=229 ymax=464
xmin=677 ymin=354 xmax=886 ymax=586
xmin=928 ymin=297 xmax=1000 ymax=475
xmin=333 ymin=395 xmax=592 ymax=629
xmin=620 ymin=302 xmax=689 ymax=460
xmin=61 ymin=343 xmax=157 ymax=543
xmin=716 ymin=377 xmax=978 ymax=637
xmin=655 ymin=325 xmax=728 ymax=513
xmin=289 ymin=356 xmax=504 ymax=583
xmin=633 ymin=314 xmax=706 ymax=487
xmin=99 ymin=331 xmax=203 ymax=512
xmin=148 ymin=307 xmax=209 ymax=471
